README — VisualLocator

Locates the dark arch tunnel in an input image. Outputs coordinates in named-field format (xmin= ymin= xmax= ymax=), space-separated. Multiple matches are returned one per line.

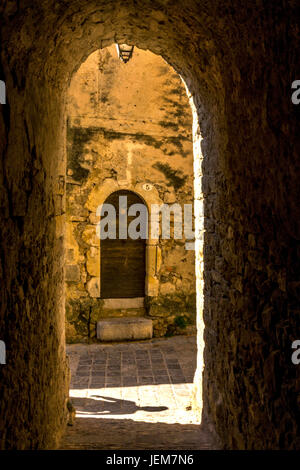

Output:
xmin=0 ymin=0 xmax=299 ymax=449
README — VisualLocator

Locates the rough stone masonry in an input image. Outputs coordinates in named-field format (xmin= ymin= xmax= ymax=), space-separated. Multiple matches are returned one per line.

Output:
xmin=0 ymin=0 xmax=299 ymax=450
xmin=65 ymin=46 xmax=196 ymax=341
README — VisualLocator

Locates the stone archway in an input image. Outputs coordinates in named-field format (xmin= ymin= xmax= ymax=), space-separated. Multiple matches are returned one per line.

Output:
xmin=0 ymin=1 xmax=299 ymax=450
xmin=83 ymin=178 xmax=164 ymax=301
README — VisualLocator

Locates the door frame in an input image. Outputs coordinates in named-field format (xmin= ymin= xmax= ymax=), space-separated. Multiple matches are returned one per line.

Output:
xmin=84 ymin=178 xmax=163 ymax=299
xmin=100 ymin=189 xmax=147 ymax=299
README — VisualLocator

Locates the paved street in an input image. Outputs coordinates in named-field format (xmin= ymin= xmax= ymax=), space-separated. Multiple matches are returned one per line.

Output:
xmin=60 ymin=335 xmax=218 ymax=450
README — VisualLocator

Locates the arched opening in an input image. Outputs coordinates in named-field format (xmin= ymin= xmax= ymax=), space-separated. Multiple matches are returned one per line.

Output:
xmin=101 ymin=190 xmax=146 ymax=299
xmin=63 ymin=45 xmax=201 ymax=448
xmin=0 ymin=0 xmax=298 ymax=451
xmin=64 ymin=45 xmax=196 ymax=343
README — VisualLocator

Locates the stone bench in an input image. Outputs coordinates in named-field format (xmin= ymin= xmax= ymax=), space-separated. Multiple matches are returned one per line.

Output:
xmin=97 ymin=317 xmax=153 ymax=342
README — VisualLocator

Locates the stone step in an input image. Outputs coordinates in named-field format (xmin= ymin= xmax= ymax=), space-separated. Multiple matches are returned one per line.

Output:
xmin=101 ymin=297 xmax=146 ymax=318
xmin=97 ymin=317 xmax=153 ymax=342
xmin=103 ymin=298 xmax=144 ymax=309
xmin=101 ymin=307 xmax=146 ymax=318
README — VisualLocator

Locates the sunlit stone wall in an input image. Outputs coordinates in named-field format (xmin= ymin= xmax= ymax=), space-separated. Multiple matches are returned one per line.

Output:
xmin=65 ymin=46 xmax=196 ymax=341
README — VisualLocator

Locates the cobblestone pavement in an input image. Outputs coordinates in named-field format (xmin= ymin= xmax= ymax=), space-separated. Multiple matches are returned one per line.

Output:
xmin=60 ymin=335 xmax=219 ymax=450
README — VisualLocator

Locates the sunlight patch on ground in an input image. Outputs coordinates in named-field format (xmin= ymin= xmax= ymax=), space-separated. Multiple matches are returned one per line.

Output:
xmin=69 ymin=383 xmax=200 ymax=424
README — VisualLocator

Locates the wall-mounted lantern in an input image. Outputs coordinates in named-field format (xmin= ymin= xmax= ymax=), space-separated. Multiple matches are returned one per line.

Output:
xmin=116 ymin=44 xmax=134 ymax=64
xmin=0 ymin=80 xmax=6 ymax=104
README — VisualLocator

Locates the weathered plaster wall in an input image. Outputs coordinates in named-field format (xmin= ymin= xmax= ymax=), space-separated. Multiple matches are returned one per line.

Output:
xmin=0 ymin=0 xmax=299 ymax=450
xmin=65 ymin=46 xmax=196 ymax=341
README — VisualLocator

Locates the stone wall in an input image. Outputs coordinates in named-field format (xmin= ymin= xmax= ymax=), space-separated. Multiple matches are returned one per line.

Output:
xmin=65 ymin=46 xmax=196 ymax=342
xmin=0 ymin=0 xmax=299 ymax=450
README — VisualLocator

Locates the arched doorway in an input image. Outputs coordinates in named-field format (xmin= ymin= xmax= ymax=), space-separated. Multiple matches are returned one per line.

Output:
xmin=101 ymin=190 xmax=146 ymax=299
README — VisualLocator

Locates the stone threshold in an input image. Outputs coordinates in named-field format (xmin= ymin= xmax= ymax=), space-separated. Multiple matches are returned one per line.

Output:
xmin=103 ymin=297 xmax=145 ymax=309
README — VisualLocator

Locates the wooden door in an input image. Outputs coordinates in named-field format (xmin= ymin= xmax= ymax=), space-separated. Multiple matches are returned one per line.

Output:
xmin=101 ymin=190 xmax=146 ymax=298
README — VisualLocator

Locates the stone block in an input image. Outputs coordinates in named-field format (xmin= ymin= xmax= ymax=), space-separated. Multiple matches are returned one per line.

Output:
xmin=97 ymin=317 xmax=153 ymax=342
xmin=103 ymin=297 xmax=144 ymax=309
xmin=87 ymin=277 xmax=100 ymax=297
xmin=160 ymin=282 xmax=176 ymax=295
xmin=82 ymin=225 xmax=99 ymax=247
xmin=86 ymin=247 xmax=100 ymax=276
xmin=65 ymin=265 xmax=81 ymax=283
